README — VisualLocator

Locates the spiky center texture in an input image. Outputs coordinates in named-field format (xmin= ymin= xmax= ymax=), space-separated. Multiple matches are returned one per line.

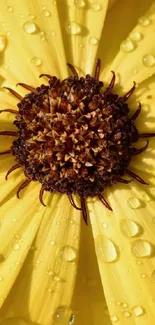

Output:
xmin=12 ymin=73 xmax=138 ymax=197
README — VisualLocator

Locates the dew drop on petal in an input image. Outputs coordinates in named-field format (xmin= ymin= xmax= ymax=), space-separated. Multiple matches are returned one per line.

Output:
xmin=13 ymin=243 xmax=20 ymax=251
xmin=140 ymin=273 xmax=147 ymax=278
xmin=95 ymin=235 xmax=118 ymax=263
xmin=127 ymin=197 xmax=141 ymax=209
xmin=23 ymin=21 xmax=38 ymax=34
xmin=132 ymin=306 xmax=145 ymax=317
xmin=66 ymin=22 xmax=81 ymax=35
xmin=122 ymin=311 xmax=131 ymax=318
xmin=131 ymin=239 xmax=154 ymax=258
xmin=138 ymin=16 xmax=151 ymax=26
xmin=7 ymin=6 xmax=14 ymax=13
xmin=50 ymin=240 xmax=56 ymax=246
xmin=120 ymin=219 xmax=140 ymax=237
xmin=121 ymin=302 xmax=128 ymax=308
xmin=151 ymin=269 xmax=155 ymax=280
xmin=52 ymin=273 xmax=61 ymax=282
xmin=31 ymin=57 xmax=42 ymax=66
xmin=110 ymin=315 xmax=119 ymax=322
xmin=143 ymin=54 xmax=155 ymax=67
xmin=89 ymin=37 xmax=98 ymax=45
xmin=0 ymin=276 xmax=3 ymax=281
xmin=42 ymin=10 xmax=51 ymax=17
xmin=92 ymin=3 xmax=101 ymax=11
xmin=0 ymin=318 xmax=39 ymax=325
xmin=0 ymin=35 xmax=7 ymax=52
xmin=53 ymin=306 xmax=72 ymax=323
xmin=120 ymin=40 xmax=135 ymax=52
xmin=141 ymin=192 xmax=151 ymax=202
xmin=129 ymin=31 xmax=142 ymax=42
xmin=28 ymin=14 xmax=35 ymax=20
xmin=102 ymin=222 xmax=108 ymax=229
xmin=58 ymin=245 xmax=77 ymax=262
xmin=74 ymin=0 xmax=85 ymax=8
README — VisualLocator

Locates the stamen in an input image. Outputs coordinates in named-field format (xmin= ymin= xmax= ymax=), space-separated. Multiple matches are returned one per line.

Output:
xmin=139 ymin=133 xmax=155 ymax=138
xmin=0 ymin=131 xmax=17 ymax=136
xmin=68 ymin=193 xmax=82 ymax=210
xmin=16 ymin=179 xmax=31 ymax=199
xmin=126 ymin=169 xmax=149 ymax=185
xmin=106 ymin=71 xmax=116 ymax=92
xmin=131 ymin=141 xmax=149 ymax=156
xmin=123 ymin=82 xmax=136 ymax=102
xmin=39 ymin=74 xmax=52 ymax=79
xmin=98 ymin=193 xmax=112 ymax=211
xmin=17 ymin=83 xmax=36 ymax=92
xmin=67 ymin=63 xmax=79 ymax=78
xmin=5 ymin=163 xmax=21 ymax=180
xmin=0 ymin=109 xmax=18 ymax=114
xmin=39 ymin=186 xmax=46 ymax=207
xmin=80 ymin=197 xmax=88 ymax=225
xmin=130 ymin=103 xmax=141 ymax=121
xmin=114 ymin=176 xmax=132 ymax=184
xmin=3 ymin=87 xmax=23 ymax=100
xmin=0 ymin=149 xmax=11 ymax=155
xmin=94 ymin=59 xmax=101 ymax=80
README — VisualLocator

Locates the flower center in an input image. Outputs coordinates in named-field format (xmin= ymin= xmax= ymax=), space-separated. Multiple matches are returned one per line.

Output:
xmin=0 ymin=60 xmax=154 ymax=224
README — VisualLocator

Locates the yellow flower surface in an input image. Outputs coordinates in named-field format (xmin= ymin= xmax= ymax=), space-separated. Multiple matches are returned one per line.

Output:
xmin=0 ymin=0 xmax=155 ymax=325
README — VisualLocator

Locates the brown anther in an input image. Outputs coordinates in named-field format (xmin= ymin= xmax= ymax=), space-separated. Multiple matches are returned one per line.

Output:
xmin=39 ymin=186 xmax=46 ymax=207
xmin=80 ymin=197 xmax=88 ymax=225
xmin=106 ymin=71 xmax=116 ymax=92
xmin=98 ymin=193 xmax=112 ymax=211
xmin=3 ymin=87 xmax=23 ymax=100
xmin=126 ymin=169 xmax=149 ymax=185
xmin=67 ymin=63 xmax=79 ymax=78
xmin=94 ymin=59 xmax=101 ymax=80
xmin=0 ymin=149 xmax=11 ymax=155
xmin=123 ymin=82 xmax=136 ymax=101
xmin=17 ymin=179 xmax=31 ymax=199
xmin=131 ymin=141 xmax=149 ymax=156
xmin=17 ymin=83 xmax=36 ymax=92
xmin=5 ymin=163 xmax=21 ymax=180
xmin=0 ymin=109 xmax=18 ymax=114
xmin=0 ymin=131 xmax=17 ymax=136
xmin=68 ymin=194 xmax=82 ymax=210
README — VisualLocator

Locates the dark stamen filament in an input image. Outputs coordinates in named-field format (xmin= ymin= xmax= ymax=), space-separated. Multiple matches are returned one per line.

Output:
xmin=80 ymin=197 xmax=88 ymax=225
xmin=0 ymin=109 xmax=18 ymax=114
xmin=131 ymin=141 xmax=149 ymax=156
xmin=17 ymin=83 xmax=36 ymax=92
xmin=3 ymin=87 xmax=23 ymax=100
xmin=39 ymin=186 xmax=46 ymax=207
xmin=39 ymin=74 xmax=52 ymax=79
xmin=94 ymin=59 xmax=101 ymax=80
xmin=17 ymin=179 xmax=31 ymax=199
xmin=114 ymin=176 xmax=132 ymax=184
xmin=123 ymin=82 xmax=136 ymax=102
xmin=130 ymin=103 xmax=141 ymax=121
xmin=139 ymin=133 xmax=155 ymax=138
xmin=126 ymin=169 xmax=149 ymax=185
xmin=106 ymin=71 xmax=116 ymax=92
xmin=5 ymin=163 xmax=21 ymax=180
xmin=0 ymin=131 xmax=17 ymax=136
xmin=68 ymin=194 xmax=82 ymax=210
xmin=67 ymin=63 xmax=78 ymax=78
xmin=98 ymin=193 xmax=112 ymax=211
xmin=0 ymin=149 xmax=11 ymax=155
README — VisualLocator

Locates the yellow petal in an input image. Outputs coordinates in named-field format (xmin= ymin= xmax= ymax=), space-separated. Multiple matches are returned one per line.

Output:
xmin=89 ymin=183 xmax=155 ymax=324
xmin=0 ymin=194 xmax=81 ymax=325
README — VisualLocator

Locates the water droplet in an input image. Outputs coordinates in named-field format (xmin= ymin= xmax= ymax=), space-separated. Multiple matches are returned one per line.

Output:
xmin=28 ymin=14 xmax=35 ymax=20
xmin=53 ymin=306 xmax=72 ymax=323
xmin=95 ymin=235 xmax=118 ymax=263
xmin=0 ymin=318 xmax=38 ymax=325
xmin=42 ymin=10 xmax=51 ymax=17
xmin=47 ymin=269 xmax=53 ymax=276
xmin=120 ymin=219 xmax=140 ymax=237
xmin=138 ymin=16 xmax=151 ymax=26
xmin=132 ymin=305 xmax=145 ymax=317
xmin=143 ymin=54 xmax=155 ymax=67
xmin=12 ymin=218 xmax=17 ymax=222
xmin=0 ymin=276 xmax=3 ymax=281
xmin=51 ymin=31 xmax=56 ymax=36
xmin=120 ymin=40 xmax=135 ymax=52
xmin=140 ymin=273 xmax=147 ymax=278
xmin=92 ymin=3 xmax=101 ymax=11
xmin=69 ymin=314 xmax=75 ymax=325
xmin=129 ymin=31 xmax=142 ymax=42
xmin=141 ymin=192 xmax=151 ymax=202
xmin=40 ymin=31 xmax=46 ymax=42
xmin=110 ymin=315 xmax=119 ymax=322
xmin=66 ymin=22 xmax=81 ymax=35
xmin=23 ymin=21 xmax=38 ymax=34
xmin=52 ymin=273 xmax=61 ymax=282
xmin=121 ymin=302 xmax=128 ymax=308
xmin=14 ymin=234 xmax=21 ymax=240
xmin=74 ymin=0 xmax=85 ymax=8
xmin=116 ymin=301 xmax=121 ymax=306
xmin=131 ymin=239 xmax=154 ymax=258
xmin=0 ymin=35 xmax=7 ymax=52
xmin=31 ymin=57 xmax=42 ymax=66
xmin=89 ymin=37 xmax=98 ymax=45
xmin=13 ymin=243 xmax=20 ymax=251
xmin=50 ymin=240 xmax=56 ymax=246
xmin=122 ymin=311 xmax=131 ymax=318
xmin=102 ymin=222 xmax=108 ymax=229
xmin=58 ymin=245 xmax=77 ymax=262
xmin=151 ymin=270 xmax=155 ymax=280
xmin=127 ymin=197 xmax=141 ymax=209
xmin=7 ymin=6 xmax=14 ymax=13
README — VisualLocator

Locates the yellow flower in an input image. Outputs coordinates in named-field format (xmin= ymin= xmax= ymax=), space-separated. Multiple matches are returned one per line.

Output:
xmin=0 ymin=0 xmax=155 ymax=324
